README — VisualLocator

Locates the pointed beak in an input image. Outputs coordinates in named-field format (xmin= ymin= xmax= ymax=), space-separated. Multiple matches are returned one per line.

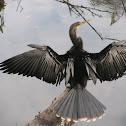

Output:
xmin=77 ymin=20 xmax=91 ymax=28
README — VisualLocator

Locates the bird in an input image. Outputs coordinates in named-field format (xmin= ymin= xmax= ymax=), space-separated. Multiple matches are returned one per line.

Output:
xmin=0 ymin=20 xmax=126 ymax=123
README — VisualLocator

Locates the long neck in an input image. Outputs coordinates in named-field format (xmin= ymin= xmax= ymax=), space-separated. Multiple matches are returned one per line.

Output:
xmin=69 ymin=28 xmax=83 ymax=50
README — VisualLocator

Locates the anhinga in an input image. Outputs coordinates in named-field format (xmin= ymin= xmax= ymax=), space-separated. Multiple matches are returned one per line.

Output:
xmin=1 ymin=20 xmax=126 ymax=123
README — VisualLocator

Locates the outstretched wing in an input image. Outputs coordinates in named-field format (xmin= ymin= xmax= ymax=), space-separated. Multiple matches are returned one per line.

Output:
xmin=88 ymin=40 xmax=126 ymax=82
xmin=0 ymin=44 xmax=67 ymax=85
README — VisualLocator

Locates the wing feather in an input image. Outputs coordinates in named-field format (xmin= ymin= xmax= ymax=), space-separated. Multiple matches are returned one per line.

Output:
xmin=88 ymin=40 xmax=126 ymax=82
xmin=0 ymin=45 xmax=67 ymax=85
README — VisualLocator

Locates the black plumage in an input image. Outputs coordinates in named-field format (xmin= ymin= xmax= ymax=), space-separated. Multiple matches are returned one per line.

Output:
xmin=0 ymin=20 xmax=126 ymax=123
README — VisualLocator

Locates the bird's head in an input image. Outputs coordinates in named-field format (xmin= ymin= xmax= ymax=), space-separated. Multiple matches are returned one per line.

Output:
xmin=69 ymin=20 xmax=91 ymax=34
xmin=69 ymin=20 xmax=91 ymax=48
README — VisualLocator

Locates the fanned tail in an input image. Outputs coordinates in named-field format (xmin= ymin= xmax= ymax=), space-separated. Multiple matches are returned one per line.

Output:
xmin=54 ymin=87 xmax=106 ymax=122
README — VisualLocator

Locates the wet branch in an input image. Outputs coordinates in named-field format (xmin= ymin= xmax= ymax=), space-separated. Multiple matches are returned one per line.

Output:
xmin=23 ymin=88 xmax=75 ymax=126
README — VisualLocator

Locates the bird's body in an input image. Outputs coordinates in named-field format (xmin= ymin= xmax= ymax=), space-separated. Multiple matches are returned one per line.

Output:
xmin=66 ymin=48 xmax=89 ymax=88
xmin=1 ymin=20 xmax=126 ymax=123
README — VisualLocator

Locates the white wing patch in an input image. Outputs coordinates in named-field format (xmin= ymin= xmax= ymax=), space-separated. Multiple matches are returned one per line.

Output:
xmin=65 ymin=58 xmax=74 ymax=85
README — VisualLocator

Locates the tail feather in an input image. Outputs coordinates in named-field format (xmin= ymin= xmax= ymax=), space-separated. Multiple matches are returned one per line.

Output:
xmin=84 ymin=90 xmax=102 ymax=119
xmin=85 ymin=93 xmax=101 ymax=118
xmin=54 ymin=87 xmax=106 ymax=122
xmin=85 ymin=89 xmax=106 ymax=118
xmin=83 ymin=90 xmax=96 ymax=119
xmin=78 ymin=89 xmax=90 ymax=120
xmin=71 ymin=91 xmax=78 ymax=121
xmin=66 ymin=90 xmax=77 ymax=120
xmin=78 ymin=89 xmax=86 ymax=119
xmin=55 ymin=89 xmax=75 ymax=118
xmin=85 ymin=89 xmax=106 ymax=109
xmin=60 ymin=90 xmax=75 ymax=119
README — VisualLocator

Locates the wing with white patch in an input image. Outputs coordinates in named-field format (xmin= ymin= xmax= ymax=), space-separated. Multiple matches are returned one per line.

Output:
xmin=0 ymin=44 xmax=66 ymax=85
xmin=89 ymin=40 xmax=126 ymax=82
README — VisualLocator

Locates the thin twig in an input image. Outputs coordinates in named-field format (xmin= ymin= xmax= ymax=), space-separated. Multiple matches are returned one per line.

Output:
xmin=16 ymin=0 xmax=23 ymax=12
xmin=55 ymin=0 xmax=120 ymax=42
xmin=56 ymin=0 xmax=113 ymax=15
xmin=66 ymin=0 xmax=72 ymax=16
xmin=74 ymin=7 xmax=103 ymax=40
xmin=103 ymin=37 xmax=120 ymax=41
xmin=121 ymin=0 xmax=126 ymax=13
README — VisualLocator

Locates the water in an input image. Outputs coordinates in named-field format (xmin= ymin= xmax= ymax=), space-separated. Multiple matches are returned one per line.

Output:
xmin=0 ymin=0 xmax=126 ymax=126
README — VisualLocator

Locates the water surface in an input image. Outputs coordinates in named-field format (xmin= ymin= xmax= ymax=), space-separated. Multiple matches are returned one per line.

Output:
xmin=0 ymin=0 xmax=126 ymax=126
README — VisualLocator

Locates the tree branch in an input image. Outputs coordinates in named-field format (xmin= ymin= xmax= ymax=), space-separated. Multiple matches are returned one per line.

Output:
xmin=16 ymin=0 xmax=23 ymax=12
xmin=121 ymin=0 xmax=126 ymax=13
xmin=23 ymin=88 xmax=75 ymax=126
xmin=55 ymin=0 xmax=120 ymax=42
